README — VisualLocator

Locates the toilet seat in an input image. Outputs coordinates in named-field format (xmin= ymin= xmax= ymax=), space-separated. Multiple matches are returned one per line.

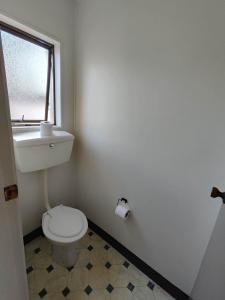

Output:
xmin=42 ymin=205 xmax=88 ymax=245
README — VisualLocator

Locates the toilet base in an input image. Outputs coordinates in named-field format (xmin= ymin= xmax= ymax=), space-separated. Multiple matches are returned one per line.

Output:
xmin=52 ymin=243 xmax=79 ymax=268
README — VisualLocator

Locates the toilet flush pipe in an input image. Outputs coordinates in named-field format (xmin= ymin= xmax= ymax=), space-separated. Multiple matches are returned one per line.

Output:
xmin=43 ymin=169 xmax=51 ymax=211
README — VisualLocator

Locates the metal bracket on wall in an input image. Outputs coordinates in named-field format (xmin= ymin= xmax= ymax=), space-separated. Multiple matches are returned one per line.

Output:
xmin=211 ymin=186 xmax=225 ymax=204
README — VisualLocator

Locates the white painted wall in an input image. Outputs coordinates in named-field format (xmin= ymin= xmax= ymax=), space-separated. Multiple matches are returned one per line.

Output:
xmin=74 ymin=0 xmax=225 ymax=294
xmin=0 ymin=0 xmax=76 ymax=234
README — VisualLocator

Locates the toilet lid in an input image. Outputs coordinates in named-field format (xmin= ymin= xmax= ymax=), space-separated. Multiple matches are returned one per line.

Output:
xmin=47 ymin=206 xmax=85 ymax=238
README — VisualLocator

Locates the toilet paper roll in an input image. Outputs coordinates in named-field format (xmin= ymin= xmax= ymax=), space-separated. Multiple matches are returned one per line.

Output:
xmin=40 ymin=121 xmax=53 ymax=137
xmin=115 ymin=203 xmax=130 ymax=220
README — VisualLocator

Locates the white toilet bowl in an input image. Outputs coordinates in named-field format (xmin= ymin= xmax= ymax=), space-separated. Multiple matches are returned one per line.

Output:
xmin=42 ymin=205 xmax=88 ymax=268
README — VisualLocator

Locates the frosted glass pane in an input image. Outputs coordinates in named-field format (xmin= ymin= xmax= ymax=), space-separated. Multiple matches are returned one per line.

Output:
xmin=1 ymin=31 xmax=49 ymax=121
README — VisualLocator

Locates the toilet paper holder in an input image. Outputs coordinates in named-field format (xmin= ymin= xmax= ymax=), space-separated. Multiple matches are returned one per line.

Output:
xmin=117 ymin=197 xmax=128 ymax=205
xmin=115 ymin=197 xmax=130 ymax=219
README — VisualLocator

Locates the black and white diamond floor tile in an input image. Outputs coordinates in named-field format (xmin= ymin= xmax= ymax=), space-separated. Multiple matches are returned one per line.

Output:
xmin=26 ymin=228 xmax=174 ymax=299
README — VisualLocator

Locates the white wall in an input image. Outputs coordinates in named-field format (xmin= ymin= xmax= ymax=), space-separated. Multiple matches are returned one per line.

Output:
xmin=74 ymin=0 xmax=225 ymax=294
xmin=0 ymin=0 xmax=76 ymax=234
xmin=191 ymin=206 xmax=225 ymax=300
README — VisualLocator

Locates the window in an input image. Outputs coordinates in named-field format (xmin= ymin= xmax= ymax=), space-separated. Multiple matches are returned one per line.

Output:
xmin=0 ymin=21 xmax=55 ymax=125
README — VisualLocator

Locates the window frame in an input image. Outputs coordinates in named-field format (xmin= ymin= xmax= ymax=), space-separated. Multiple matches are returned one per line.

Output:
xmin=0 ymin=21 xmax=56 ymax=126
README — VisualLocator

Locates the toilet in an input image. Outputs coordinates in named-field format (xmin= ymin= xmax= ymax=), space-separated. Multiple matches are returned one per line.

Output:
xmin=13 ymin=130 xmax=87 ymax=268
xmin=42 ymin=205 xmax=88 ymax=267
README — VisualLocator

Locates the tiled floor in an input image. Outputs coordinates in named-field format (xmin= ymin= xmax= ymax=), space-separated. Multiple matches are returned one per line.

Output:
xmin=25 ymin=228 xmax=174 ymax=300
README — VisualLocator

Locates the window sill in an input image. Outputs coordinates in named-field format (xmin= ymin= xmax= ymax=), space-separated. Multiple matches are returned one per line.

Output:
xmin=12 ymin=125 xmax=61 ymax=134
